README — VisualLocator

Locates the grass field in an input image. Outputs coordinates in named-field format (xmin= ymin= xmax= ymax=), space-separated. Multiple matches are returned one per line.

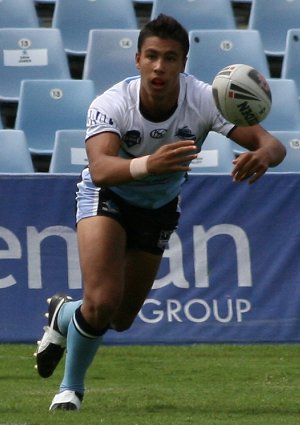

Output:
xmin=0 ymin=344 xmax=299 ymax=425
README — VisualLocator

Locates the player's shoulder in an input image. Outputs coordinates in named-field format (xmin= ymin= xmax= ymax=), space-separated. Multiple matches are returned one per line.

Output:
xmin=180 ymin=72 xmax=214 ymax=109
xmin=181 ymin=72 xmax=212 ymax=94
xmin=90 ymin=76 xmax=140 ymax=110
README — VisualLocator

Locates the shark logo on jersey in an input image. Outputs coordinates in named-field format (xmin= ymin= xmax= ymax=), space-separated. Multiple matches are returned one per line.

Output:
xmin=123 ymin=130 xmax=142 ymax=147
xmin=176 ymin=126 xmax=195 ymax=140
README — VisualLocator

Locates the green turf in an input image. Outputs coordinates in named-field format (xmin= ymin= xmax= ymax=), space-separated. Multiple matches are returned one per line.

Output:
xmin=0 ymin=344 xmax=299 ymax=424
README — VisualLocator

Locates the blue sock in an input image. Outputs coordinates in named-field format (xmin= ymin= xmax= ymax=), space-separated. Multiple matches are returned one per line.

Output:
xmin=59 ymin=308 xmax=103 ymax=395
xmin=57 ymin=300 xmax=83 ymax=336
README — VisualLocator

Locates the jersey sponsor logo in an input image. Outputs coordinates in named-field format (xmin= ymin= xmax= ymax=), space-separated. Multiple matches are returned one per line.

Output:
xmin=150 ymin=129 xmax=167 ymax=139
xmin=123 ymin=130 xmax=142 ymax=147
xmin=176 ymin=126 xmax=195 ymax=140
xmin=87 ymin=109 xmax=114 ymax=126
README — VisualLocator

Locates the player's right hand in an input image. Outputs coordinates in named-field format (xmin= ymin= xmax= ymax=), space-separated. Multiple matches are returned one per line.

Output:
xmin=147 ymin=140 xmax=198 ymax=174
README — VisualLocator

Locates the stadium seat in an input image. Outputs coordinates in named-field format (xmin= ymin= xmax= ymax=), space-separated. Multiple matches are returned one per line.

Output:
xmin=49 ymin=129 xmax=87 ymax=173
xmin=248 ymin=0 xmax=300 ymax=57
xmin=189 ymin=132 xmax=235 ymax=174
xmin=52 ymin=0 xmax=138 ymax=56
xmin=0 ymin=130 xmax=34 ymax=173
xmin=0 ymin=0 xmax=39 ymax=28
xmin=15 ymin=79 xmax=95 ymax=156
xmin=83 ymin=29 xmax=140 ymax=95
xmin=231 ymin=78 xmax=300 ymax=155
xmin=0 ymin=28 xmax=70 ymax=103
xmin=186 ymin=29 xmax=270 ymax=84
xmin=281 ymin=29 xmax=300 ymax=99
xmin=268 ymin=131 xmax=300 ymax=172
xmin=150 ymin=0 xmax=236 ymax=31
xmin=260 ymin=79 xmax=300 ymax=131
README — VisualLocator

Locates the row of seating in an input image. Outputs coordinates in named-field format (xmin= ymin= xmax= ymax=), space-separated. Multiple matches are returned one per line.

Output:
xmin=186 ymin=28 xmax=300 ymax=95
xmin=1 ymin=0 xmax=297 ymax=59
xmin=3 ymin=76 xmax=298 ymax=161
xmin=0 ymin=0 xmax=298 ymax=174
xmin=1 ymin=128 xmax=300 ymax=174
xmin=33 ymin=0 xmax=252 ymax=3
xmin=1 ymin=26 xmax=300 ymax=108
xmin=191 ymin=130 xmax=300 ymax=174
xmin=0 ymin=0 xmax=249 ymax=30
xmin=0 ymin=129 xmax=86 ymax=173
xmin=152 ymin=0 xmax=300 ymax=58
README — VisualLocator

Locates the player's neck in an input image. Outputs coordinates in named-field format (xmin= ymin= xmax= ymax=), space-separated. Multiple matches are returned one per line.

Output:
xmin=139 ymin=95 xmax=178 ymax=122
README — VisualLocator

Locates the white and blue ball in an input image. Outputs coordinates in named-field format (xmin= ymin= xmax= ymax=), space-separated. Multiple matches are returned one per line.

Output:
xmin=212 ymin=64 xmax=272 ymax=127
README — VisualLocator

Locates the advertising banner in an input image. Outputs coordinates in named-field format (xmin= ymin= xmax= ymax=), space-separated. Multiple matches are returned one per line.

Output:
xmin=0 ymin=173 xmax=300 ymax=344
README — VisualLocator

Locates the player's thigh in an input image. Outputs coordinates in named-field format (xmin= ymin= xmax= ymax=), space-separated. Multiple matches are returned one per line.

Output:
xmin=77 ymin=215 xmax=127 ymax=300
xmin=111 ymin=249 xmax=162 ymax=330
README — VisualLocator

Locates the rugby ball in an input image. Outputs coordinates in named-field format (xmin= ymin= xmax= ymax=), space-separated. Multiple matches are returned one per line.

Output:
xmin=212 ymin=64 xmax=272 ymax=126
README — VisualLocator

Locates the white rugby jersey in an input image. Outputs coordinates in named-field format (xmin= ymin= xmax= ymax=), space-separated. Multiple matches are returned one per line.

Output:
xmin=85 ymin=73 xmax=235 ymax=209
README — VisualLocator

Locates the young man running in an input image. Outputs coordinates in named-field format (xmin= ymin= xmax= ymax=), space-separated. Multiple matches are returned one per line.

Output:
xmin=35 ymin=14 xmax=286 ymax=410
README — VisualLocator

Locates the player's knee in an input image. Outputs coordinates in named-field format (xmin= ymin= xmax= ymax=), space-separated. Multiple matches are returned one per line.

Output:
xmin=110 ymin=315 xmax=135 ymax=332
xmin=84 ymin=297 xmax=121 ymax=329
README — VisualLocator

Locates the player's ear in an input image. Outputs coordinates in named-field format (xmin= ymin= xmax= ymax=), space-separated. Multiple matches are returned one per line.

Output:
xmin=135 ymin=52 xmax=141 ymax=70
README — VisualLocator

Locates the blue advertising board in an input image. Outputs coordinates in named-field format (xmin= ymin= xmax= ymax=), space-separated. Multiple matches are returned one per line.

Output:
xmin=0 ymin=173 xmax=300 ymax=344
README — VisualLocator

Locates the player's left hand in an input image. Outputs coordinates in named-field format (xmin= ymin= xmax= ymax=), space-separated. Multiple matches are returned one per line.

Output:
xmin=231 ymin=151 xmax=270 ymax=184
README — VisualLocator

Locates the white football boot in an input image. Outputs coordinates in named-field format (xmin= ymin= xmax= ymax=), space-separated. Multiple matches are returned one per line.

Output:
xmin=49 ymin=390 xmax=83 ymax=411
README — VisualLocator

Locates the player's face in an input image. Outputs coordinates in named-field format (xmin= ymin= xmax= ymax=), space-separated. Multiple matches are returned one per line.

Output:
xmin=136 ymin=36 xmax=187 ymax=101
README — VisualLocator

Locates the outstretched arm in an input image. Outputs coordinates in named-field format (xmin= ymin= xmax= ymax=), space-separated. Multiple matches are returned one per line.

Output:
xmin=229 ymin=125 xmax=286 ymax=184
xmin=86 ymin=132 xmax=198 ymax=187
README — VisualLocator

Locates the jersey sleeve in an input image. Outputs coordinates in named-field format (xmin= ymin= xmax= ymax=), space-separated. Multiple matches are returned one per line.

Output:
xmin=85 ymin=85 xmax=126 ymax=142
xmin=186 ymin=75 xmax=235 ymax=137
xmin=203 ymin=82 xmax=235 ymax=136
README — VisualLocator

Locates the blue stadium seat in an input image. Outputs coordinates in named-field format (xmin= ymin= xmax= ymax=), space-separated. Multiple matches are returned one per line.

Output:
xmin=231 ymin=78 xmax=300 ymax=155
xmin=0 ymin=28 xmax=70 ymax=103
xmin=52 ymin=0 xmax=138 ymax=56
xmin=248 ymin=0 xmax=300 ymax=57
xmin=0 ymin=0 xmax=39 ymax=28
xmin=83 ymin=29 xmax=140 ymax=95
xmin=15 ymin=79 xmax=95 ymax=156
xmin=260 ymin=79 xmax=300 ymax=131
xmin=231 ymin=79 xmax=300 ymax=155
xmin=281 ymin=29 xmax=300 ymax=99
xmin=186 ymin=29 xmax=270 ymax=84
xmin=151 ymin=0 xmax=236 ymax=30
xmin=268 ymin=131 xmax=300 ymax=172
xmin=0 ymin=130 xmax=34 ymax=173
xmin=49 ymin=129 xmax=88 ymax=173
xmin=189 ymin=132 xmax=235 ymax=174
